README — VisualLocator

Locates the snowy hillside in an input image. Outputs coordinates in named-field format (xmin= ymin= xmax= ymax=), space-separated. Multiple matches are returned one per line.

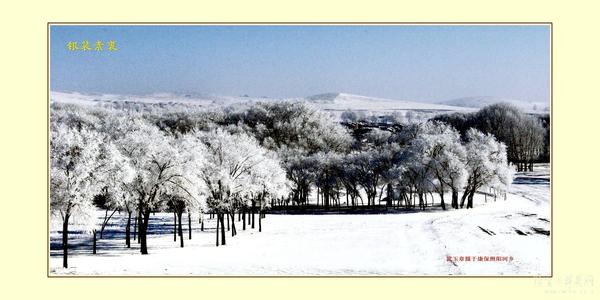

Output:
xmin=49 ymin=91 xmax=278 ymax=107
xmin=438 ymin=97 xmax=549 ymax=114
xmin=306 ymin=93 xmax=473 ymax=112
xmin=50 ymin=91 xmax=473 ymax=114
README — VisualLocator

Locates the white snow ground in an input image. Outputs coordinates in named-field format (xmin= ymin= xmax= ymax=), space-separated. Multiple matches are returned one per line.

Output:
xmin=49 ymin=91 xmax=275 ymax=107
xmin=50 ymin=91 xmax=472 ymax=113
xmin=51 ymin=91 xmax=550 ymax=115
xmin=49 ymin=164 xmax=550 ymax=276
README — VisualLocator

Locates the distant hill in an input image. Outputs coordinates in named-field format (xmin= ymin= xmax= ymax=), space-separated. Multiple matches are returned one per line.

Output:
xmin=438 ymin=96 xmax=549 ymax=113
xmin=50 ymin=91 xmax=489 ymax=123
xmin=49 ymin=91 xmax=277 ymax=107
xmin=305 ymin=93 xmax=472 ymax=112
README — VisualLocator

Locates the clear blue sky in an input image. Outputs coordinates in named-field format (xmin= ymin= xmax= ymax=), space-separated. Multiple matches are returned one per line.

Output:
xmin=50 ymin=25 xmax=550 ymax=103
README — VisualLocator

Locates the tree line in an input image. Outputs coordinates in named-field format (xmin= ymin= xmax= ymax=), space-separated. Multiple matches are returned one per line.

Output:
xmin=433 ymin=103 xmax=549 ymax=171
xmin=51 ymin=100 xmax=543 ymax=268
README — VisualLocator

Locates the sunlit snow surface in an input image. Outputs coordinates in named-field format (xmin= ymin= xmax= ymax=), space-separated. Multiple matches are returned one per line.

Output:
xmin=49 ymin=165 xmax=550 ymax=276
xmin=50 ymin=91 xmax=473 ymax=112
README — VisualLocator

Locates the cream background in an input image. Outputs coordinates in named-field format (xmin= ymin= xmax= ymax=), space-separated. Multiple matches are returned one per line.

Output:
xmin=1 ymin=0 xmax=599 ymax=298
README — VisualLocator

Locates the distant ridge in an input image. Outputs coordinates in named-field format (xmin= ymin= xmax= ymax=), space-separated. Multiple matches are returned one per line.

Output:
xmin=304 ymin=92 xmax=473 ymax=111
xmin=51 ymin=90 xmax=475 ymax=113
xmin=438 ymin=96 xmax=549 ymax=113
xmin=305 ymin=92 xmax=342 ymax=102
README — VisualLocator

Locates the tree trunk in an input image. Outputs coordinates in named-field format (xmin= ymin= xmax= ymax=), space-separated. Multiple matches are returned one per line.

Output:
xmin=378 ymin=185 xmax=385 ymax=203
xmin=386 ymin=184 xmax=392 ymax=207
xmin=178 ymin=211 xmax=184 ymax=248
xmin=201 ymin=220 xmax=204 ymax=232
xmin=220 ymin=213 xmax=226 ymax=245
xmin=451 ymin=189 xmax=459 ymax=209
xmin=460 ymin=189 xmax=469 ymax=208
xmin=99 ymin=208 xmax=117 ymax=239
xmin=137 ymin=212 xmax=142 ymax=244
xmin=346 ymin=189 xmax=349 ymax=206
xmin=125 ymin=211 xmax=131 ymax=248
xmin=439 ymin=192 xmax=446 ymax=210
xmin=467 ymin=190 xmax=475 ymax=209
xmin=101 ymin=209 xmax=108 ymax=239
xmin=62 ymin=214 xmax=69 ymax=268
xmin=231 ymin=212 xmax=237 ymax=237
xmin=133 ymin=213 xmax=137 ymax=241
xmin=140 ymin=210 xmax=150 ymax=255
xmin=227 ymin=213 xmax=230 ymax=231
xmin=242 ymin=208 xmax=246 ymax=230
xmin=215 ymin=212 xmax=219 ymax=247
xmin=173 ymin=211 xmax=177 ymax=242
xmin=251 ymin=202 xmax=256 ymax=229
xmin=369 ymin=190 xmax=376 ymax=207
xmin=188 ymin=212 xmax=192 ymax=240
xmin=92 ymin=229 xmax=97 ymax=254
xmin=259 ymin=211 xmax=262 ymax=232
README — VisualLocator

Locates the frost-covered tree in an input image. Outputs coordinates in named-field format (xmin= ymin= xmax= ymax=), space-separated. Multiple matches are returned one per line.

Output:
xmin=95 ymin=141 xmax=134 ymax=241
xmin=91 ymin=113 xmax=143 ymax=247
xmin=281 ymin=148 xmax=318 ymax=205
xmin=401 ymin=143 xmax=435 ymax=210
xmin=50 ymin=124 xmax=103 ymax=267
xmin=340 ymin=110 xmax=359 ymax=123
xmin=475 ymin=103 xmax=544 ymax=171
xmin=513 ymin=115 xmax=546 ymax=171
xmin=337 ymin=153 xmax=362 ymax=206
xmin=350 ymin=147 xmax=398 ymax=206
xmin=313 ymin=152 xmax=344 ymax=207
xmin=50 ymin=103 xmax=102 ymax=132
xmin=248 ymin=150 xmax=290 ymax=231
xmin=363 ymin=128 xmax=392 ymax=149
xmin=162 ymin=134 xmax=208 ymax=247
xmin=410 ymin=122 xmax=468 ymax=210
xmin=116 ymin=120 xmax=189 ymax=254
xmin=222 ymin=102 xmax=352 ymax=206
xmin=115 ymin=186 xmax=137 ymax=248
xmin=435 ymin=103 xmax=547 ymax=171
xmin=460 ymin=129 xmax=513 ymax=209
xmin=223 ymin=101 xmax=352 ymax=153
xmin=193 ymin=128 xmax=288 ymax=245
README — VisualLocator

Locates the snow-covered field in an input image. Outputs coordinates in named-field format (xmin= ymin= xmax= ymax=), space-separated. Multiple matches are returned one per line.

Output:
xmin=306 ymin=92 xmax=473 ymax=112
xmin=51 ymin=91 xmax=472 ymax=112
xmin=49 ymin=165 xmax=550 ymax=276
xmin=51 ymin=91 xmax=552 ymax=115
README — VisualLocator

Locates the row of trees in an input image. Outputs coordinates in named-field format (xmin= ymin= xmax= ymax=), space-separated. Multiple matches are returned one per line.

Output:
xmin=215 ymin=102 xmax=513 ymax=210
xmin=51 ymin=100 xmax=526 ymax=268
xmin=433 ymin=103 xmax=548 ymax=171
xmin=51 ymin=105 xmax=289 ymax=267
xmin=266 ymin=122 xmax=511 ymax=210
